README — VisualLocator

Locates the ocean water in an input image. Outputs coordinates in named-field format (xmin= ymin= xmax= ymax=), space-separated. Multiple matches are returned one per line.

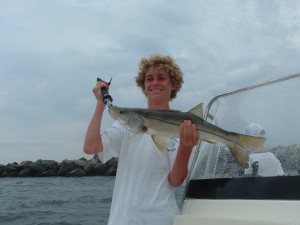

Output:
xmin=0 ymin=177 xmax=114 ymax=225
xmin=0 ymin=177 xmax=185 ymax=225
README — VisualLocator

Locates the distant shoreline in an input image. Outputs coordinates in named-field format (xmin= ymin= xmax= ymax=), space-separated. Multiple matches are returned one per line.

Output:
xmin=0 ymin=155 xmax=118 ymax=177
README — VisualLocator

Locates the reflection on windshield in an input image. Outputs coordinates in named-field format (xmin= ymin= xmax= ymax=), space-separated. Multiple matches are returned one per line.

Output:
xmin=189 ymin=73 xmax=300 ymax=180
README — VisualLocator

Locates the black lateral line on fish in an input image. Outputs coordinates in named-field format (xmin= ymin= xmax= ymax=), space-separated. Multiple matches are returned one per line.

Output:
xmin=148 ymin=117 xmax=238 ymax=145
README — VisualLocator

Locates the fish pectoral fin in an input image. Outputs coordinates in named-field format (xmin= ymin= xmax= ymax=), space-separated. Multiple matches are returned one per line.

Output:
xmin=152 ymin=135 xmax=167 ymax=152
xmin=188 ymin=103 xmax=204 ymax=119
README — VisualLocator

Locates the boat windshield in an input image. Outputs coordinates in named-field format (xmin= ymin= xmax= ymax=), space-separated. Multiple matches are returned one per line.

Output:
xmin=188 ymin=73 xmax=300 ymax=180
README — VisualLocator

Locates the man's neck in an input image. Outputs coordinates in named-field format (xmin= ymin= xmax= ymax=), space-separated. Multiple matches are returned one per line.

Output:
xmin=148 ymin=102 xmax=170 ymax=110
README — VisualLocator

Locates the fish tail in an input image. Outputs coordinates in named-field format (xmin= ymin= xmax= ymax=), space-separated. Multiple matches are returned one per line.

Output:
xmin=238 ymin=134 xmax=264 ymax=149
xmin=228 ymin=134 xmax=264 ymax=167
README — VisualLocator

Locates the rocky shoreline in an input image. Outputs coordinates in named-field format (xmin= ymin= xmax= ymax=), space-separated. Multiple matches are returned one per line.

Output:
xmin=0 ymin=155 xmax=118 ymax=177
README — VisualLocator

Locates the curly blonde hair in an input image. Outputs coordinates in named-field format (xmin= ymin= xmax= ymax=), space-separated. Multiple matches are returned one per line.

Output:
xmin=135 ymin=54 xmax=184 ymax=100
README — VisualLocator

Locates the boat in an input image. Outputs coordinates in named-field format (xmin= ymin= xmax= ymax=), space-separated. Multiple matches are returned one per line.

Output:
xmin=173 ymin=72 xmax=300 ymax=225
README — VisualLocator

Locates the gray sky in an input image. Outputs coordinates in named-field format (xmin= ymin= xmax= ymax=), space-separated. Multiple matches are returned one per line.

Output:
xmin=1 ymin=0 xmax=300 ymax=164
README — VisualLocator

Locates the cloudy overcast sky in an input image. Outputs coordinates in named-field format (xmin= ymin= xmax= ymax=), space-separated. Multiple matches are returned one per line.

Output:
xmin=1 ymin=0 xmax=300 ymax=164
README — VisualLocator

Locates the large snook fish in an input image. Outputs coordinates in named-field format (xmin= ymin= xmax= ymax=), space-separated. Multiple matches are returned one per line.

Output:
xmin=109 ymin=103 xmax=264 ymax=167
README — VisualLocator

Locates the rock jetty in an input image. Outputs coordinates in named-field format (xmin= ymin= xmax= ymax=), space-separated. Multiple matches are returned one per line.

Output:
xmin=0 ymin=155 xmax=118 ymax=177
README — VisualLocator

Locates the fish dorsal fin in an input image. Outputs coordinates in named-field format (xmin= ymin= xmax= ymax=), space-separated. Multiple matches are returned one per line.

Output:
xmin=152 ymin=135 xmax=167 ymax=152
xmin=188 ymin=103 xmax=204 ymax=119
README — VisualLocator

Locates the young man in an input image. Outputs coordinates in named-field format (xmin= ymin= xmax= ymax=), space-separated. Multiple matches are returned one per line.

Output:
xmin=83 ymin=54 xmax=199 ymax=225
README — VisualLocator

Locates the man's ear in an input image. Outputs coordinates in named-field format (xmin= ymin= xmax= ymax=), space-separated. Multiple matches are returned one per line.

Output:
xmin=171 ymin=83 xmax=176 ymax=91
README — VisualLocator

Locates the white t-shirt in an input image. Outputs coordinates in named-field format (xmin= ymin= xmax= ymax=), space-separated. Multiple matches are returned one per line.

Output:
xmin=244 ymin=152 xmax=284 ymax=176
xmin=99 ymin=121 xmax=180 ymax=225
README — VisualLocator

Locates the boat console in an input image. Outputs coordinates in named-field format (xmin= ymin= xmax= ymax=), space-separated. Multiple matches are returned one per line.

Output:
xmin=174 ymin=73 xmax=300 ymax=225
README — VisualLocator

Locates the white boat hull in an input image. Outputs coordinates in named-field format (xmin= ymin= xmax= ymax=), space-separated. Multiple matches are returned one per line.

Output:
xmin=174 ymin=199 xmax=300 ymax=225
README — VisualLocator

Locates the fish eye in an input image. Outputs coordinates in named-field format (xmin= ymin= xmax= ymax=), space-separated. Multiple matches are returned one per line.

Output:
xmin=119 ymin=110 xmax=124 ymax=114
